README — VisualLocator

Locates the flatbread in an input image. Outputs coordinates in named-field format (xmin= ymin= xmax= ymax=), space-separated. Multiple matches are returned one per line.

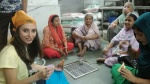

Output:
xmin=59 ymin=59 xmax=65 ymax=66
xmin=118 ymin=62 xmax=125 ymax=72
xmin=55 ymin=59 xmax=65 ymax=71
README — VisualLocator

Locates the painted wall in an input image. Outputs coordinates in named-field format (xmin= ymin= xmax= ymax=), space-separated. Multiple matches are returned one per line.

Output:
xmin=27 ymin=0 xmax=60 ymax=39
xmin=59 ymin=0 xmax=117 ymax=14
xmin=58 ymin=0 xmax=84 ymax=14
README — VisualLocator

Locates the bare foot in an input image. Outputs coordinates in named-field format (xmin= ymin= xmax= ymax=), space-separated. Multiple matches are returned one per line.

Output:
xmin=77 ymin=50 xmax=82 ymax=56
xmin=68 ymin=50 xmax=74 ymax=54
xmin=59 ymin=49 xmax=67 ymax=56
xmin=77 ymin=50 xmax=85 ymax=56
xmin=60 ymin=51 xmax=66 ymax=57
xmin=96 ymin=58 xmax=105 ymax=63
xmin=77 ymin=52 xmax=81 ymax=56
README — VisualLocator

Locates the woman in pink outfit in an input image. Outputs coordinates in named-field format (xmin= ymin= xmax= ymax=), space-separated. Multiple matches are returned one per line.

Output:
xmin=72 ymin=13 xmax=101 ymax=56
xmin=97 ymin=13 xmax=139 ymax=67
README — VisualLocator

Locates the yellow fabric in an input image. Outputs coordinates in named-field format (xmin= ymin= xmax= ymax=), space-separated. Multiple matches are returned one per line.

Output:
xmin=0 ymin=44 xmax=28 ymax=84
xmin=12 ymin=10 xmax=36 ymax=31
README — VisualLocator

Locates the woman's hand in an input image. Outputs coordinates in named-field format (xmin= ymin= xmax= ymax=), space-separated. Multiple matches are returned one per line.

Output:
xmin=84 ymin=36 xmax=91 ymax=40
xmin=64 ymin=48 xmax=68 ymax=56
xmin=103 ymin=48 xmax=109 ymax=55
xmin=109 ymin=22 xmax=117 ymax=29
xmin=35 ymin=67 xmax=54 ymax=80
xmin=119 ymin=40 xmax=129 ymax=49
xmin=118 ymin=51 xmax=128 ymax=55
xmin=120 ymin=68 xmax=136 ymax=83
xmin=80 ymin=36 xmax=86 ymax=41
xmin=59 ymin=49 xmax=67 ymax=56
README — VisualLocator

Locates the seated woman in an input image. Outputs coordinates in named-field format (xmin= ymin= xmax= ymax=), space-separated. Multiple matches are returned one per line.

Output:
xmin=97 ymin=13 xmax=139 ymax=67
xmin=0 ymin=10 xmax=53 ymax=84
xmin=107 ymin=2 xmax=139 ymax=42
xmin=42 ymin=14 xmax=74 ymax=58
xmin=72 ymin=13 xmax=101 ymax=56
xmin=111 ymin=12 xmax=150 ymax=84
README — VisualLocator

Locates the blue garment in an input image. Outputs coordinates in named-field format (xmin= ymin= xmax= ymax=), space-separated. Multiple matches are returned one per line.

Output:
xmin=46 ymin=70 xmax=69 ymax=84
xmin=0 ymin=0 xmax=22 ymax=13
xmin=134 ymin=12 xmax=150 ymax=79
xmin=37 ymin=80 xmax=46 ymax=84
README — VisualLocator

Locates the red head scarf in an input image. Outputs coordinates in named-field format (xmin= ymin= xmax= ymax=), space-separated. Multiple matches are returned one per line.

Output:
xmin=48 ymin=14 xmax=65 ymax=48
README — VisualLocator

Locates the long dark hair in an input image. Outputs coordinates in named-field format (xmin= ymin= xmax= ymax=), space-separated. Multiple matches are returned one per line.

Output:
xmin=51 ymin=15 xmax=59 ymax=23
xmin=10 ymin=26 xmax=42 ymax=64
xmin=128 ymin=13 xmax=137 ymax=21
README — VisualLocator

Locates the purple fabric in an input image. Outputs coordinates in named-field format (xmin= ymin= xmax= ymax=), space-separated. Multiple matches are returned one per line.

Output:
xmin=104 ymin=27 xmax=139 ymax=67
xmin=73 ymin=14 xmax=101 ymax=50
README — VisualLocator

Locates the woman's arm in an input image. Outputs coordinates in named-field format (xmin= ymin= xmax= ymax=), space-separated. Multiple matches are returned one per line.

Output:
xmin=112 ymin=19 xmax=119 ymax=25
xmin=109 ymin=14 xmax=124 ymax=29
xmin=133 ymin=77 xmax=150 ymax=84
xmin=21 ymin=0 xmax=28 ymax=13
xmin=31 ymin=63 xmax=46 ymax=71
xmin=105 ymin=42 xmax=114 ymax=50
xmin=61 ymin=28 xmax=68 ymax=55
xmin=102 ymin=42 xmax=114 ymax=55
xmin=42 ymin=27 xmax=51 ymax=48
xmin=86 ymin=33 xmax=99 ymax=40
xmin=3 ymin=65 xmax=53 ymax=84
xmin=128 ymin=45 xmax=140 ymax=58
xmin=72 ymin=31 xmax=82 ymax=38
xmin=61 ymin=27 xmax=67 ymax=48
xmin=3 ymin=68 xmax=42 ymax=84
xmin=109 ymin=19 xmax=119 ymax=29
xmin=121 ymin=68 xmax=150 ymax=84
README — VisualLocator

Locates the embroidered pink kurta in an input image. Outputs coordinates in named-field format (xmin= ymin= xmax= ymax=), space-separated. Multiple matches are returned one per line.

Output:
xmin=104 ymin=28 xmax=139 ymax=66
xmin=73 ymin=22 xmax=101 ymax=51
